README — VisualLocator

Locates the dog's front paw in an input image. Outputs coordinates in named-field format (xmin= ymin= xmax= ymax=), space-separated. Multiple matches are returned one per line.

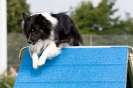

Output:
xmin=38 ymin=56 xmax=47 ymax=66
xmin=33 ymin=60 xmax=38 ymax=69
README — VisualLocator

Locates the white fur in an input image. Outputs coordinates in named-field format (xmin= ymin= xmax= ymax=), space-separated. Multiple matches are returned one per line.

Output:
xmin=21 ymin=21 xmax=24 ymax=29
xmin=31 ymin=13 xmax=58 ymax=28
xmin=41 ymin=13 xmax=58 ymax=27
xmin=31 ymin=52 xmax=38 ymax=69
xmin=29 ymin=34 xmax=61 ymax=69
xmin=37 ymin=40 xmax=61 ymax=66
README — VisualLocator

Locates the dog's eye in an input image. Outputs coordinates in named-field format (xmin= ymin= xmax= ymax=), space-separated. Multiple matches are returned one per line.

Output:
xmin=32 ymin=29 xmax=34 ymax=32
xmin=40 ymin=29 xmax=43 ymax=33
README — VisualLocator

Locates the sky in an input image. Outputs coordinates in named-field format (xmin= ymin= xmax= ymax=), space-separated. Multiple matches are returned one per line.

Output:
xmin=26 ymin=0 xmax=133 ymax=19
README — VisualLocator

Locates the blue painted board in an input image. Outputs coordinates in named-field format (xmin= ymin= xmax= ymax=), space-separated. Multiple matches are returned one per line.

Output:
xmin=14 ymin=46 xmax=128 ymax=88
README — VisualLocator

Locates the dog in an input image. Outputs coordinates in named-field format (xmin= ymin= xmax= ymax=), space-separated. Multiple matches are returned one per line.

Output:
xmin=22 ymin=12 xmax=83 ymax=69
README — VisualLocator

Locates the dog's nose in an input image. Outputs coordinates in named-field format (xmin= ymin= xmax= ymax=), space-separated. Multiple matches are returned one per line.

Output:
xmin=28 ymin=40 xmax=32 ymax=44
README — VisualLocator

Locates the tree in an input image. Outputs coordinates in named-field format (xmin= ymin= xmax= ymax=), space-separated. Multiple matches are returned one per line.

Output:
xmin=70 ymin=0 xmax=133 ymax=34
xmin=7 ymin=0 xmax=30 ymax=33
xmin=118 ymin=13 xmax=133 ymax=34
xmin=7 ymin=0 xmax=30 ymax=71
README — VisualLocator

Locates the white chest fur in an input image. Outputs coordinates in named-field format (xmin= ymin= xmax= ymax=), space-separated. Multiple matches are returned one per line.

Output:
xmin=29 ymin=39 xmax=50 ymax=54
xmin=29 ymin=39 xmax=61 ymax=69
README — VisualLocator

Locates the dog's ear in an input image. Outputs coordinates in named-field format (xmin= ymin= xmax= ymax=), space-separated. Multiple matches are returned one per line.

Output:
xmin=22 ymin=13 xmax=30 ymax=21
xmin=36 ymin=14 xmax=44 ymax=23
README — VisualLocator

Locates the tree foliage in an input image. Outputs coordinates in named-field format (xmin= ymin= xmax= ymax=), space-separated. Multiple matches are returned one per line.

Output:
xmin=70 ymin=0 xmax=133 ymax=34
xmin=0 ymin=76 xmax=15 ymax=88
xmin=7 ymin=0 xmax=30 ymax=33
xmin=7 ymin=0 xmax=30 ymax=74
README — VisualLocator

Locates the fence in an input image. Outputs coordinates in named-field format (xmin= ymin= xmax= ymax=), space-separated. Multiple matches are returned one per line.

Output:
xmin=82 ymin=35 xmax=133 ymax=46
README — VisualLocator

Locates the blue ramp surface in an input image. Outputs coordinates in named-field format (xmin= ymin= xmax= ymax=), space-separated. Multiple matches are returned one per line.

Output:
xmin=14 ymin=46 xmax=128 ymax=88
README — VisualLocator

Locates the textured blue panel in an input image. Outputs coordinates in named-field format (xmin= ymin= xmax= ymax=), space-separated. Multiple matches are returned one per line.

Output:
xmin=14 ymin=46 xmax=128 ymax=88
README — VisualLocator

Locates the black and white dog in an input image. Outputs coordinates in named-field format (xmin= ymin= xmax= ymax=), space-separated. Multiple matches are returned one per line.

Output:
xmin=22 ymin=12 xmax=83 ymax=69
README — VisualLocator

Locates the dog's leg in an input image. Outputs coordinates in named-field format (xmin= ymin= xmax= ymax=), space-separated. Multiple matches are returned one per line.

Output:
xmin=30 ymin=51 xmax=39 ymax=69
xmin=38 ymin=41 xmax=61 ymax=66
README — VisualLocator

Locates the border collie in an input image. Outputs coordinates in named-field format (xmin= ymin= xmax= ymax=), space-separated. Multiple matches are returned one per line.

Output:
xmin=22 ymin=12 xmax=83 ymax=69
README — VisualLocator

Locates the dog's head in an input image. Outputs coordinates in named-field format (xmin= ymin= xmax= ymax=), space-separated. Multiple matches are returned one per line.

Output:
xmin=22 ymin=13 xmax=58 ymax=45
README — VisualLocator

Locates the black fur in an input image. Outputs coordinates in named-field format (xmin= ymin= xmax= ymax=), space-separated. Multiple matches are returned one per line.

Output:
xmin=22 ymin=12 xmax=83 ymax=46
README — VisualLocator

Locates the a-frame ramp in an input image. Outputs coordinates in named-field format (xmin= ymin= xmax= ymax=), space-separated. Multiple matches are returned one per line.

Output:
xmin=14 ymin=46 xmax=129 ymax=88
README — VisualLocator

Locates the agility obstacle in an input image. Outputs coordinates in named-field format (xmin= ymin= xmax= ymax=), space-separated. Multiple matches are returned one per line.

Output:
xmin=14 ymin=46 xmax=133 ymax=88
